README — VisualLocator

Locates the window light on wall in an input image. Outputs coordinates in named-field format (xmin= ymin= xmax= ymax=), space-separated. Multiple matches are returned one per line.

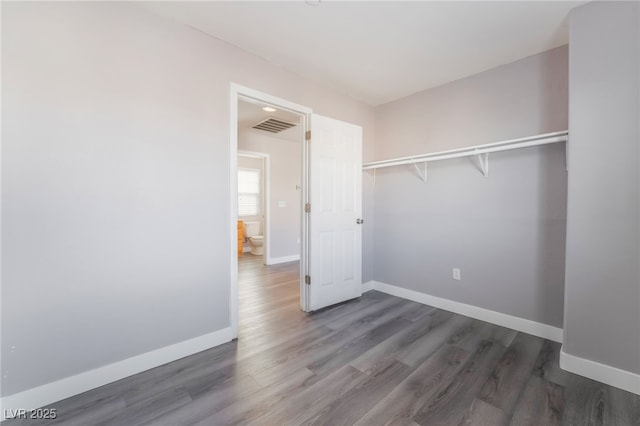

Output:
xmin=238 ymin=168 xmax=261 ymax=216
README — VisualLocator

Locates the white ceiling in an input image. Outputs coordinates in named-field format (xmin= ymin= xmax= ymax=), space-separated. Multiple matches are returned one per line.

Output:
xmin=143 ymin=1 xmax=584 ymax=106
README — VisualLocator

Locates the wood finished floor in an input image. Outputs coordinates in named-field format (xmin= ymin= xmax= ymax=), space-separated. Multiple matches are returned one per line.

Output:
xmin=8 ymin=254 xmax=639 ymax=425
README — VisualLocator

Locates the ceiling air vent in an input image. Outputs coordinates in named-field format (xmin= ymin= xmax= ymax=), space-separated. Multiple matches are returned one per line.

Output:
xmin=252 ymin=117 xmax=297 ymax=133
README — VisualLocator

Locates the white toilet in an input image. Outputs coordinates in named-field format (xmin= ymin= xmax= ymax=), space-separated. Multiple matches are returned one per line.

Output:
xmin=244 ymin=221 xmax=264 ymax=256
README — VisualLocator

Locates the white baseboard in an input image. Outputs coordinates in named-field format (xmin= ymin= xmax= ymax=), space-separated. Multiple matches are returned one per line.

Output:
xmin=267 ymin=254 xmax=300 ymax=265
xmin=368 ymin=280 xmax=563 ymax=343
xmin=1 ymin=327 xmax=233 ymax=419
xmin=559 ymin=347 xmax=640 ymax=395
xmin=362 ymin=280 xmax=375 ymax=293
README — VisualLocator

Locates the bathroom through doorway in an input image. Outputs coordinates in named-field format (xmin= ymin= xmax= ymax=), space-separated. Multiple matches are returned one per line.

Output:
xmin=237 ymin=151 xmax=268 ymax=262
xmin=236 ymin=99 xmax=303 ymax=267
xmin=235 ymin=96 xmax=304 ymax=338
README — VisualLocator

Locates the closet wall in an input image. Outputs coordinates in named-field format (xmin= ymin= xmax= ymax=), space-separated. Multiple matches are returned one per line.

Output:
xmin=564 ymin=1 xmax=639 ymax=377
xmin=373 ymin=46 xmax=568 ymax=327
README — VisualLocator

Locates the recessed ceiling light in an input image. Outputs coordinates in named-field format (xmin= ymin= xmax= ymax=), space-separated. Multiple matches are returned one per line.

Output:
xmin=262 ymin=106 xmax=277 ymax=112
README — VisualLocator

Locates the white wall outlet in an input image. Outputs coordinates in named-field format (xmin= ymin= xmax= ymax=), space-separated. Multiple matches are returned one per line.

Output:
xmin=278 ymin=201 xmax=286 ymax=208
xmin=453 ymin=268 xmax=461 ymax=280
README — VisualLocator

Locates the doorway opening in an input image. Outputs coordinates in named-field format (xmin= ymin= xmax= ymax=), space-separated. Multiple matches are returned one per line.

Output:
xmin=230 ymin=85 xmax=312 ymax=339
xmin=237 ymin=151 xmax=269 ymax=262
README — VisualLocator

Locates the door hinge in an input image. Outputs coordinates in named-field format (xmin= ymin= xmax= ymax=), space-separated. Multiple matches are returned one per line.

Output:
xmin=305 ymin=130 xmax=311 ymax=141
xmin=305 ymin=275 xmax=311 ymax=285
xmin=305 ymin=203 xmax=311 ymax=213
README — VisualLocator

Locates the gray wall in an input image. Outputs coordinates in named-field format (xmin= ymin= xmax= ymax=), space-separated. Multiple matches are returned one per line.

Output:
xmin=564 ymin=1 xmax=640 ymax=374
xmin=373 ymin=46 xmax=569 ymax=327
xmin=1 ymin=2 xmax=375 ymax=397
xmin=239 ymin=130 xmax=302 ymax=260
xmin=375 ymin=46 xmax=569 ymax=160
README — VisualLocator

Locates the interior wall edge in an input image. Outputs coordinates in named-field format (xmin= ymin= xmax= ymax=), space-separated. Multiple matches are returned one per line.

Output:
xmin=366 ymin=280 xmax=563 ymax=343
xmin=0 ymin=327 xmax=233 ymax=417
xmin=559 ymin=347 xmax=640 ymax=396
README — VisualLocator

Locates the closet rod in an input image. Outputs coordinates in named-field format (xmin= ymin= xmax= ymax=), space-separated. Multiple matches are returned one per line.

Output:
xmin=362 ymin=130 xmax=568 ymax=171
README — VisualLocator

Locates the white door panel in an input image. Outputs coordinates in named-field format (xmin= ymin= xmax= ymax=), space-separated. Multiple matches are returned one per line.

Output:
xmin=308 ymin=114 xmax=362 ymax=311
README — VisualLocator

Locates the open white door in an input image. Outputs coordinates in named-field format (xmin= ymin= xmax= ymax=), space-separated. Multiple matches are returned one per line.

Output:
xmin=307 ymin=114 xmax=363 ymax=311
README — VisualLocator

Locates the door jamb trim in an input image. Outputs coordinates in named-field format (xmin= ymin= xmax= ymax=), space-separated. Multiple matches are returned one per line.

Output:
xmin=229 ymin=84 xmax=313 ymax=338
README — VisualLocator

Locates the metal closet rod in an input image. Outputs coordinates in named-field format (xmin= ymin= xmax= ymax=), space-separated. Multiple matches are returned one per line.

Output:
xmin=362 ymin=130 xmax=569 ymax=170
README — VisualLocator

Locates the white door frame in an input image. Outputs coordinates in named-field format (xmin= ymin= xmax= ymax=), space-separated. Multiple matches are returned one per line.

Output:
xmin=229 ymin=83 xmax=312 ymax=339
xmin=237 ymin=150 xmax=271 ymax=264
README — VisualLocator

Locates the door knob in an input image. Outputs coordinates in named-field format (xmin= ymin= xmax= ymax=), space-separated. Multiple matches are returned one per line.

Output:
xmin=356 ymin=218 xmax=364 ymax=224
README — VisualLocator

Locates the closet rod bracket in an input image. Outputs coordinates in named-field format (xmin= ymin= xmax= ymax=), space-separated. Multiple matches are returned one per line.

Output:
xmin=363 ymin=168 xmax=377 ymax=187
xmin=474 ymin=150 xmax=489 ymax=177
xmin=412 ymin=161 xmax=427 ymax=182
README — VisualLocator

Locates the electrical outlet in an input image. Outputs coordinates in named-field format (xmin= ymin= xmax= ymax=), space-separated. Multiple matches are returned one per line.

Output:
xmin=452 ymin=268 xmax=461 ymax=280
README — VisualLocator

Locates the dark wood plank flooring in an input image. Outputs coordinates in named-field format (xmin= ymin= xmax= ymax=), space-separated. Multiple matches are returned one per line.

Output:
xmin=7 ymin=255 xmax=639 ymax=425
